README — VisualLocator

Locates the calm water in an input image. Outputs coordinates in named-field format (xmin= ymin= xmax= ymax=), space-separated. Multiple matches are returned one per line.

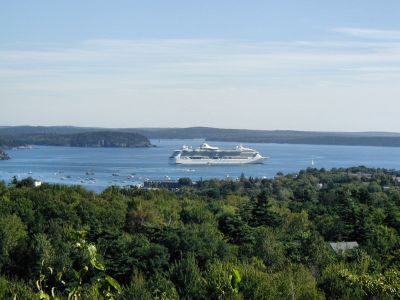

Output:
xmin=1 ymin=139 xmax=400 ymax=192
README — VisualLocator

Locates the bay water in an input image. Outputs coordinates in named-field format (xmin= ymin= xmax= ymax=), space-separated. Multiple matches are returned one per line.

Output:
xmin=1 ymin=139 xmax=400 ymax=192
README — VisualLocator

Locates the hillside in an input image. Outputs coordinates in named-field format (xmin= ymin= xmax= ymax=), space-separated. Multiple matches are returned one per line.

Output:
xmin=0 ymin=131 xmax=152 ymax=148
xmin=68 ymin=131 xmax=152 ymax=147
xmin=134 ymin=127 xmax=400 ymax=147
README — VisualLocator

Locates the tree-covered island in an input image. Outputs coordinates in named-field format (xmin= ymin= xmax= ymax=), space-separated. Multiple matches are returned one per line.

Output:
xmin=0 ymin=131 xmax=152 ymax=148
xmin=0 ymin=131 xmax=152 ymax=160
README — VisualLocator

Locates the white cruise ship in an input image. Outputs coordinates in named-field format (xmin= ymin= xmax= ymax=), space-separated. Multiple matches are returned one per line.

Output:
xmin=169 ymin=143 xmax=266 ymax=165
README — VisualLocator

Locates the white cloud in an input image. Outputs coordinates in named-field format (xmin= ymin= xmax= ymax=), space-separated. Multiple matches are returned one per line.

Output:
xmin=1 ymin=33 xmax=400 ymax=130
xmin=1 ymin=37 xmax=400 ymax=88
xmin=333 ymin=27 xmax=400 ymax=40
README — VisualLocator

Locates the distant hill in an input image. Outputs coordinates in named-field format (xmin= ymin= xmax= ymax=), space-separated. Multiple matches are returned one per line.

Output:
xmin=68 ymin=131 xmax=152 ymax=148
xmin=1 ymin=126 xmax=400 ymax=147
xmin=0 ymin=126 xmax=100 ymax=135
xmin=0 ymin=131 xmax=152 ymax=148
xmin=131 ymin=127 xmax=400 ymax=147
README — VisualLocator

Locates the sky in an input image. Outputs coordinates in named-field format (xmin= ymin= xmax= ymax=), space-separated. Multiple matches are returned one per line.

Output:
xmin=1 ymin=0 xmax=400 ymax=131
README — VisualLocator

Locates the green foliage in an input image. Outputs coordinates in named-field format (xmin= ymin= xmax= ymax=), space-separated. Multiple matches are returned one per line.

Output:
xmin=337 ymin=268 xmax=400 ymax=298
xmin=178 ymin=177 xmax=193 ymax=186
xmin=248 ymin=190 xmax=283 ymax=227
xmin=180 ymin=201 xmax=216 ymax=225
xmin=252 ymin=227 xmax=287 ymax=270
xmin=34 ymin=231 xmax=122 ymax=299
xmin=149 ymin=274 xmax=180 ymax=300
xmin=118 ymin=272 xmax=152 ymax=299
xmin=103 ymin=233 xmax=170 ymax=283
xmin=239 ymin=263 xmax=324 ymax=300
xmin=14 ymin=176 xmax=36 ymax=188
xmin=0 ymin=214 xmax=27 ymax=257
xmin=239 ymin=262 xmax=278 ymax=299
xmin=0 ymin=166 xmax=399 ymax=299
xmin=0 ymin=276 xmax=35 ymax=299
xmin=204 ymin=261 xmax=242 ymax=300
xmin=170 ymin=254 xmax=205 ymax=299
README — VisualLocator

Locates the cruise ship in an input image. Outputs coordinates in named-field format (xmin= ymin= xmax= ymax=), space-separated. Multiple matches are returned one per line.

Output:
xmin=169 ymin=143 xmax=266 ymax=165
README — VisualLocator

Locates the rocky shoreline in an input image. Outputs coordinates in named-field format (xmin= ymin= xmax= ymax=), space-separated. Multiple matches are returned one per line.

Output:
xmin=0 ymin=149 xmax=10 ymax=160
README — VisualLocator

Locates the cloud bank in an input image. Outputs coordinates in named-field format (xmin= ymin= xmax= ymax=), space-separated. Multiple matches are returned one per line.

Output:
xmin=1 ymin=28 xmax=400 ymax=130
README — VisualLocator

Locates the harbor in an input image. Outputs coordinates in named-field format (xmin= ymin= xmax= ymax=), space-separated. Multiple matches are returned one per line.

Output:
xmin=2 ymin=139 xmax=400 ymax=192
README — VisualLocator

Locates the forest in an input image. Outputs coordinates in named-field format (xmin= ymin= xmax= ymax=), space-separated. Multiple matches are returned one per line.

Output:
xmin=0 ymin=166 xmax=399 ymax=299
xmin=0 ymin=131 xmax=151 ymax=150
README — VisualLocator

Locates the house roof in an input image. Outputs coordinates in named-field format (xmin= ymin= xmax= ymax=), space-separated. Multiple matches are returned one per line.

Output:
xmin=329 ymin=241 xmax=359 ymax=253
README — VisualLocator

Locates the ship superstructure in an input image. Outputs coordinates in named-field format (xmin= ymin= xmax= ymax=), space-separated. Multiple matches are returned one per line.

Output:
xmin=169 ymin=143 xmax=266 ymax=165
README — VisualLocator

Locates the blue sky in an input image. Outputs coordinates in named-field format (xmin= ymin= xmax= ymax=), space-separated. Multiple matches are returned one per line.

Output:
xmin=1 ymin=1 xmax=400 ymax=130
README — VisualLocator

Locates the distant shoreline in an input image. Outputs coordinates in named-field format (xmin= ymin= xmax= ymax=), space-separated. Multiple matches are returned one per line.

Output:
xmin=2 ymin=126 xmax=400 ymax=148
xmin=0 ymin=130 xmax=152 ymax=150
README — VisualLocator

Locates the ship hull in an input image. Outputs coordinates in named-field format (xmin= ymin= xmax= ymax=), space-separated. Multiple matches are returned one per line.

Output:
xmin=171 ymin=156 xmax=266 ymax=165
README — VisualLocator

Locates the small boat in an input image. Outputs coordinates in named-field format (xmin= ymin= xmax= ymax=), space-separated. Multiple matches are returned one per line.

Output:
xmin=16 ymin=145 xmax=33 ymax=150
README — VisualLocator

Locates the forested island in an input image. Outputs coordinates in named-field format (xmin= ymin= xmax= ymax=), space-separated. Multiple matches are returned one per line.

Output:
xmin=1 ymin=167 xmax=399 ymax=299
xmin=0 ymin=131 xmax=152 ymax=149
xmin=2 ymin=125 xmax=400 ymax=147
